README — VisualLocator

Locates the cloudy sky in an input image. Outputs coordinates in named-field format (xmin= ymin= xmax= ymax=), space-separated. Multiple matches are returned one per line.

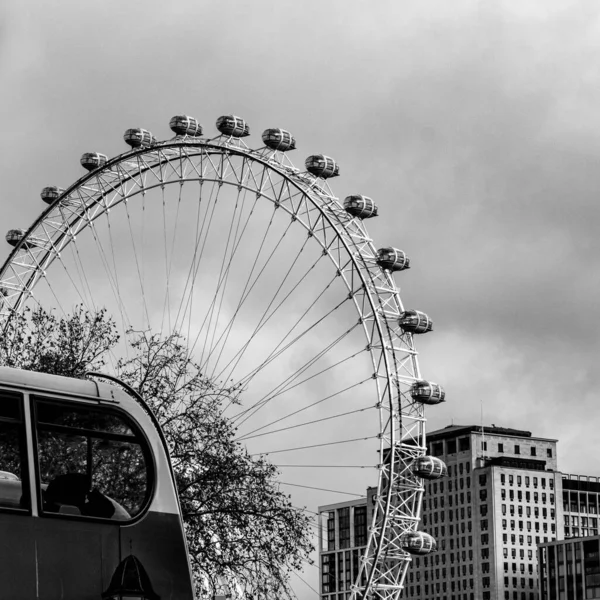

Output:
xmin=2 ymin=0 xmax=600 ymax=589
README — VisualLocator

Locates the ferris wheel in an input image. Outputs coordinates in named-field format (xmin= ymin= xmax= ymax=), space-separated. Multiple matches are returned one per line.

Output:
xmin=0 ymin=114 xmax=446 ymax=600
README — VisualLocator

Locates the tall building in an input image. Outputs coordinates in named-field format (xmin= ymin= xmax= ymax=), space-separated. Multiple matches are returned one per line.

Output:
xmin=406 ymin=425 xmax=561 ymax=600
xmin=319 ymin=424 xmax=563 ymax=600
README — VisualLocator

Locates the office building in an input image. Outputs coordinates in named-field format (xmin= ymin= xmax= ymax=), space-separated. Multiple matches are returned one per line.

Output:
xmin=320 ymin=424 xmax=562 ymax=600
xmin=538 ymin=534 xmax=600 ymax=599
xmin=319 ymin=488 xmax=376 ymax=600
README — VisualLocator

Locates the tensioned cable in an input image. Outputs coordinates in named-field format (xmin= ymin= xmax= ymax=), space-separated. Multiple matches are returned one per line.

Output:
xmin=204 ymin=185 xmax=248 ymax=380
xmin=122 ymin=200 xmax=151 ymax=329
xmin=179 ymin=180 xmax=260 ymax=344
xmin=225 ymin=280 xmax=347 ymax=394
xmin=205 ymin=184 xmax=252 ymax=371
xmin=219 ymin=244 xmax=328 ymax=414
xmin=200 ymin=185 xmax=243 ymax=367
xmin=179 ymin=177 xmax=222 ymax=353
xmin=232 ymin=368 xmax=370 ymax=439
xmin=292 ymin=570 xmax=320 ymax=597
xmin=200 ymin=200 xmax=293 ymax=376
xmin=76 ymin=211 xmax=132 ymax=333
xmin=231 ymin=321 xmax=359 ymax=428
xmin=238 ymin=405 xmax=374 ymax=442
xmin=276 ymin=465 xmax=375 ymax=469
xmin=105 ymin=206 xmax=126 ymax=329
xmin=235 ymin=349 xmax=365 ymax=436
xmin=279 ymin=482 xmax=366 ymax=498
xmin=209 ymin=203 xmax=312 ymax=378
xmin=251 ymin=435 xmax=378 ymax=456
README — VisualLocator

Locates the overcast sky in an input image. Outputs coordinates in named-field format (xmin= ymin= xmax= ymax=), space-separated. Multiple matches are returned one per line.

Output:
xmin=2 ymin=0 xmax=600 ymax=576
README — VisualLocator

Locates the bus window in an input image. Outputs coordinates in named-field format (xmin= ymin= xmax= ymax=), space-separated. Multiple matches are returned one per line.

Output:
xmin=0 ymin=391 xmax=29 ymax=510
xmin=34 ymin=399 xmax=152 ymax=520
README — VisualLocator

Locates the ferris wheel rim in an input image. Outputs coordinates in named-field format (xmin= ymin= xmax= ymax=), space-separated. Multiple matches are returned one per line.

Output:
xmin=0 ymin=131 xmax=430 ymax=600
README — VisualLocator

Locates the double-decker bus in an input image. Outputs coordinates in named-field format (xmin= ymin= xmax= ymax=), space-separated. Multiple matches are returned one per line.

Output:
xmin=0 ymin=366 xmax=195 ymax=599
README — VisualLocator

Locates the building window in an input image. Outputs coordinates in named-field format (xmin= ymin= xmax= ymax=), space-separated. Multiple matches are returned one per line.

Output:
xmin=482 ymin=441 xmax=487 ymax=451
xmin=0 ymin=391 xmax=30 ymax=511
xmin=515 ymin=445 xmax=520 ymax=455
xmin=498 ymin=443 xmax=504 ymax=453
xmin=327 ymin=514 xmax=335 ymax=550
xmin=547 ymin=448 xmax=552 ymax=458
xmin=459 ymin=437 xmax=470 ymax=452
xmin=354 ymin=506 xmax=367 ymax=547
xmin=338 ymin=507 xmax=350 ymax=548
xmin=530 ymin=447 xmax=536 ymax=457
xmin=501 ymin=474 xmax=506 ymax=484
xmin=447 ymin=439 xmax=457 ymax=454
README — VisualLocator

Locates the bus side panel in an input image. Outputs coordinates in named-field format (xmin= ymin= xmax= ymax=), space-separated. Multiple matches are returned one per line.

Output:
xmin=34 ymin=519 xmax=119 ymax=600
xmin=123 ymin=510 xmax=196 ymax=599
xmin=0 ymin=514 xmax=37 ymax=599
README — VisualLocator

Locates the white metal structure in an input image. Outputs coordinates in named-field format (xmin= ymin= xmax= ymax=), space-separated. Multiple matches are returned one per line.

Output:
xmin=0 ymin=116 xmax=442 ymax=600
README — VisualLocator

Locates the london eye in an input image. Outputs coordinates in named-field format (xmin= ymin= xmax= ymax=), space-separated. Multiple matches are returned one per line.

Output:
xmin=0 ymin=114 xmax=446 ymax=600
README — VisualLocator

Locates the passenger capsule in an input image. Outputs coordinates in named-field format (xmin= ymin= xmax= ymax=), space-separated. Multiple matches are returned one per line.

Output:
xmin=305 ymin=155 xmax=339 ymax=178
xmin=40 ymin=186 xmax=65 ymax=205
xmin=80 ymin=152 xmax=108 ymax=171
xmin=344 ymin=195 xmax=378 ymax=219
xmin=398 ymin=310 xmax=433 ymax=334
xmin=413 ymin=456 xmax=447 ymax=479
xmin=216 ymin=115 xmax=250 ymax=137
xmin=401 ymin=531 xmax=437 ymax=555
xmin=410 ymin=380 xmax=445 ymax=405
xmin=123 ymin=128 xmax=156 ymax=148
xmin=5 ymin=229 xmax=39 ymax=250
xmin=376 ymin=247 xmax=409 ymax=271
xmin=262 ymin=128 xmax=296 ymax=151
xmin=169 ymin=115 xmax=203 ymax=137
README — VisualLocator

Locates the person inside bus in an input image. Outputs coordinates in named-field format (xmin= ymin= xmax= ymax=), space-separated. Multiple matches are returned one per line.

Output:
xmin=44 ymin=473 xmax=115 ymax=518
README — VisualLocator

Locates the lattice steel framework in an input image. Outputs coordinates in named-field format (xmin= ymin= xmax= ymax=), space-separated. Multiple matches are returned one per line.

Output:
xmin=0 ymin=132 xmax=432 ymax=600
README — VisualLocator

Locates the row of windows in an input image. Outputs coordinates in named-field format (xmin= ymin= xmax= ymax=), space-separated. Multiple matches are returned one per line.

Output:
xmin=426 ymin=491 xmax=472 ymax=510
xmin=504 ymin=562 xmax=538 ymax=574
xmin=483 ymin=442 xmax=553 ymax=458
xmin=563 ymin=490 xmax=600 ymax=514
xmin=427 ymin=477 xmax=472 ymax=495
xmin=501 ymin=496 xmax=555 ymax=514
xmin=503 ymin=547 xmax=535 ymax=560
xmin=423 ymin=506 xmax=474 ymax=525
xmin=321 ymin=550 xmax=365 ymax=593
xmin=409 ymin=563 xmax=474 ymax=582
xmin=0 ymin=392 xmax=151 ymax=521
xmin=413 ymin=549 xmax=474 ymax=569
xmin=503 ymin=532 xmax=546 ymax=547
xmin=565 ymin=527 xmax=600 ymax=537
xmin=326 ymin=506 xmax=368 ymax=551
xmin=407 ymin=578 xmax=474 ymax=596
xmin=429 ymin=436 xmax=471 ymax=457
xmin=502 ymin=518 xmax=556 ymax=533
xmin=503 ymin=577 xmax=536 ymax=589
xmin=405 ymin=592 xmax=537 ymax=600
xmin=502 ymin=489 xmax=555 ymax=503
xmin=501 ymin=473 xmax=554 ymax=488
xmin=502 ymin=506 xmax=556 ymax=520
